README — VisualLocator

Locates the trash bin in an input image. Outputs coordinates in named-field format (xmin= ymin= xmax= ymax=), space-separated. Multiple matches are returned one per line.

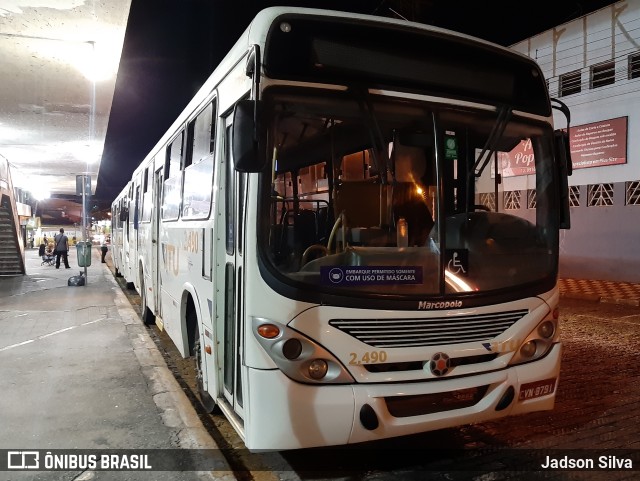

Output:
xmin=76 ymin=241 xmax=92 ymax=267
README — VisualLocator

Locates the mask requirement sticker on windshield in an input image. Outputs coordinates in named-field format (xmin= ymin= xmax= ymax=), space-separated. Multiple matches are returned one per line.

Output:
xmin=321 ymin=266 xmax=423 ymax=286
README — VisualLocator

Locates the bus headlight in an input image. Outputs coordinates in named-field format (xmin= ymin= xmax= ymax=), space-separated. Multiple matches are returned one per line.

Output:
xmin=538 ymin=320 xmax=555 ymax=339
xmin=253 ymin=318 xmax=354 ymax=384
xmin=520 ymin=340 xmax=537 ymax=358
xmin=508 ymin=309 xmax=560 ymax=366
xmin=308 ymin=359 xmax=328 ymax=379
xmin=282 ymin=338 xmax=302 ymax=360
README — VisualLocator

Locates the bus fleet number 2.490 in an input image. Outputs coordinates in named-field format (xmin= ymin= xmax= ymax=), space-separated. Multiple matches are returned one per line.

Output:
xmin=349 ymin=351 xmax=388 ymax=365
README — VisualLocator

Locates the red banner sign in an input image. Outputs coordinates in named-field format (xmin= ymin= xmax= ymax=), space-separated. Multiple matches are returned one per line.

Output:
xmin=498 ymin=139 xmax=535 ymax=177
xmin=497 ymin=116 xmax=627 ymax=177
xmin=569 ymin=116 xmax=627 ymax=170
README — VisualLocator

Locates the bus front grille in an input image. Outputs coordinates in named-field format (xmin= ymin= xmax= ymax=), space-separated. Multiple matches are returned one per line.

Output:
xmin=329 ymin=309 xmax=528 ymax=348
xmin=385 ymin=385 xmax=489 ymax=417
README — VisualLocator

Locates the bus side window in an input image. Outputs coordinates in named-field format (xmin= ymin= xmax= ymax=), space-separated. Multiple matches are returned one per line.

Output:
xmin=162 ymin=131 xmax=184 ymax=221
xmin=183 ymin=99 xmax=216 ymax=220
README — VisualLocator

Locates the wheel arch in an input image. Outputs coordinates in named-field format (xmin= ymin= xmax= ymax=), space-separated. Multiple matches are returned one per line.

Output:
xmin=180 ymin=283 xmax=201 ymax=357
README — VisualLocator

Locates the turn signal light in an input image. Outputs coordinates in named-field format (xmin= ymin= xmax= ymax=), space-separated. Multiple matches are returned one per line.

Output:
xmin=257 ymin=324 xmax=280 ymax=339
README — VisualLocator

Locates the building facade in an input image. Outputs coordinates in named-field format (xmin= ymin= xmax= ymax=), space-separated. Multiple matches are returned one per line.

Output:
xmin=508 ymin=0 xmax=640 ymax=282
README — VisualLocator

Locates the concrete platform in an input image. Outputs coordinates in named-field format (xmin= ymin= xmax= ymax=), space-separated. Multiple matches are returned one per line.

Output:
xmin=0 ymin=248 xmax=235 ymax=481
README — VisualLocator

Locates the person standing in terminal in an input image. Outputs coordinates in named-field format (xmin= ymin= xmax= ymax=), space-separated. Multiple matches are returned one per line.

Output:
xmin=53 ymin=228 xmax=70 ymax=269
xmin=100 ymin=240 xmax=108 ymax=263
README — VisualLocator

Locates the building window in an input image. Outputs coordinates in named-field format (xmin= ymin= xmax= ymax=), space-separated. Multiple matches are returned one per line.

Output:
xmin=527 ymin=189 xmax=536 ymax=209
xmin=591 ymin=61 xmax=615 ymax=89
xmin=504 ymin=190 xmax=521 ymax=210
xmin=560 ymin=70 xmax=581 ymax=97
xmin=588 ymin=183 xmax=614 ymax=206
xmin=569 ymin=186 xmax=580 ymax=207
xmin=629 ymin=53 xmax=640 ymax=79
xmin=479 ymin=192 xmax=495 ymax=211
xmin=626 ymin=181 xmax=640 ymax=205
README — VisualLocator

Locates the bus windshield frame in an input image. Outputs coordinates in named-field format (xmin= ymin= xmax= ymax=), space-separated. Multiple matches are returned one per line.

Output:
xmin=256 ymin=87 xmax=560 ymax=308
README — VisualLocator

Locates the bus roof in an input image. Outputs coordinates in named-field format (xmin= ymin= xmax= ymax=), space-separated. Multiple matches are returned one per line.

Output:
xmin=128 ymin=7 xmax=547 ymax=182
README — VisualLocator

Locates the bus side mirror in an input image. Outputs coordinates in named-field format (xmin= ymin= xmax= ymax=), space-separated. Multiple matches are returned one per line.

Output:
xmin=554 ymin=129 xmax=572 ymax=176
xmin=551 ymin=98 xmax=572 ymax=230
xmin=232 ymin=99 xmax=266 ymax=172
xmin=554 ymin=130 xmax=572 ymax=229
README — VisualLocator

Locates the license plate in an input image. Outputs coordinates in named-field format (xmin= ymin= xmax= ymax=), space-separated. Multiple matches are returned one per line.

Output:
xmin=518 ymin=378 xmax=557 ymax=400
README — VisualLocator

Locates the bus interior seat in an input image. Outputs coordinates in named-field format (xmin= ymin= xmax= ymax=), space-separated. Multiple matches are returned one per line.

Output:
xmin=294 ymin=209 xmax=318 ymax=250
xmin=334 ymin=180 xmax=382 ymax=228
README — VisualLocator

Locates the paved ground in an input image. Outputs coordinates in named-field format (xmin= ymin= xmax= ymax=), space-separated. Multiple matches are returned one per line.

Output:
xmin=5 ymin=247 xmax=638 ymax=480
xmin=0 ymin=248 xmax=234 ymax=481
xmin=559 ymin=278 xmax=640 ymax=306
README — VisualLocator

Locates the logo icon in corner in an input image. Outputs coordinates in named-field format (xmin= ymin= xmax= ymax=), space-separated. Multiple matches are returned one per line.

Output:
xmin=430 ymin=352 xmax=451 ymax=376
xmin=8 ymin=451 xmax=39 ymax=469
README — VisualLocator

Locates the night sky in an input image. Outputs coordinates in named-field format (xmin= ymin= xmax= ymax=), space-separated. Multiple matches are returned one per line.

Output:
xmin=96 ymin=0 xmax=618 ymax=202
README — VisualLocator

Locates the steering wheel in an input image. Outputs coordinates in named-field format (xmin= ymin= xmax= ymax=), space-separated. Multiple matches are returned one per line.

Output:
xmin=301 ymin=244 xmax=328 ymax=267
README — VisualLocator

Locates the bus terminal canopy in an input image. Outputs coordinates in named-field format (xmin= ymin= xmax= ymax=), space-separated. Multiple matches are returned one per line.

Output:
xmin=0 ymin=1 xmax=132 ymax=198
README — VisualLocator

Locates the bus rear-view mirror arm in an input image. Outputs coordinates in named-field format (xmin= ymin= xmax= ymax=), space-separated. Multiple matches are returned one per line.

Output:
xmin=551 ymin=98 xmax=572 ymax=229
xmin=233 ymin=44 xmax=266 ymax=173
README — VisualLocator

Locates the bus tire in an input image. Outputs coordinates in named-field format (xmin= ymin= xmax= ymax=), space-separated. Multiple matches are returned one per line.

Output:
xmin=140 ymin=276 xmax=155 ymax=325
xmin=190 ymin=307 xmax=218 ymax=414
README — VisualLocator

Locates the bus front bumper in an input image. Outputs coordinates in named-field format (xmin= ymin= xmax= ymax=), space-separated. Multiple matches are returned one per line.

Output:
xmin=244 ymin=343 xmax=561 ymax=451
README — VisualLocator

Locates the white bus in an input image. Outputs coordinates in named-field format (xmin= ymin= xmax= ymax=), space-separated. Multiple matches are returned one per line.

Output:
xmin=111 ymin=181 xmax=135 ymax=285
xmin=111 ymin=7 xmax=572 ymax=451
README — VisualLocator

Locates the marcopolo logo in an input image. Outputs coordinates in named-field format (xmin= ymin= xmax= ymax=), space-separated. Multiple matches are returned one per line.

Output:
xmin=429 ymin=352 xmax=451 ymax=376
xmin=418 ymin=300 xmax=463 ymax=310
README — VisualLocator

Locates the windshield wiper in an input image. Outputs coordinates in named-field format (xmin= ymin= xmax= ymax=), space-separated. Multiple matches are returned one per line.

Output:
xmin=349 ymin=87 xmax=390 ymax=184
xmin=473 ymin=104 xmax=512 ymax=178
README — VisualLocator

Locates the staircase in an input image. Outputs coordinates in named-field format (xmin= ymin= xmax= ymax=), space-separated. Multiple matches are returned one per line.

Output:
xmin=0 ymin=159 xmax=25 ymax=276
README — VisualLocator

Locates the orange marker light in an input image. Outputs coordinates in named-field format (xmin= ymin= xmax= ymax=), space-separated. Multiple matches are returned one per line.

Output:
xmin=257 ymin=324 xmax=280 ymax=339
xmin=205 ymin=345 xmax=212 ymax=355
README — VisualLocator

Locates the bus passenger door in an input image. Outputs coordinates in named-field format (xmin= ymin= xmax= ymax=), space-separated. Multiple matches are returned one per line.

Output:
xmin=215 ymin=114 xmax=245 ymax=420
xmin=152 ymin=167 xmax=163 ymax=319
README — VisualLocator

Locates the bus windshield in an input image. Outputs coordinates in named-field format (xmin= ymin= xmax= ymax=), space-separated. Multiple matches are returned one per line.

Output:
xmin=260 ymin=87 xmax=558 ymax=298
